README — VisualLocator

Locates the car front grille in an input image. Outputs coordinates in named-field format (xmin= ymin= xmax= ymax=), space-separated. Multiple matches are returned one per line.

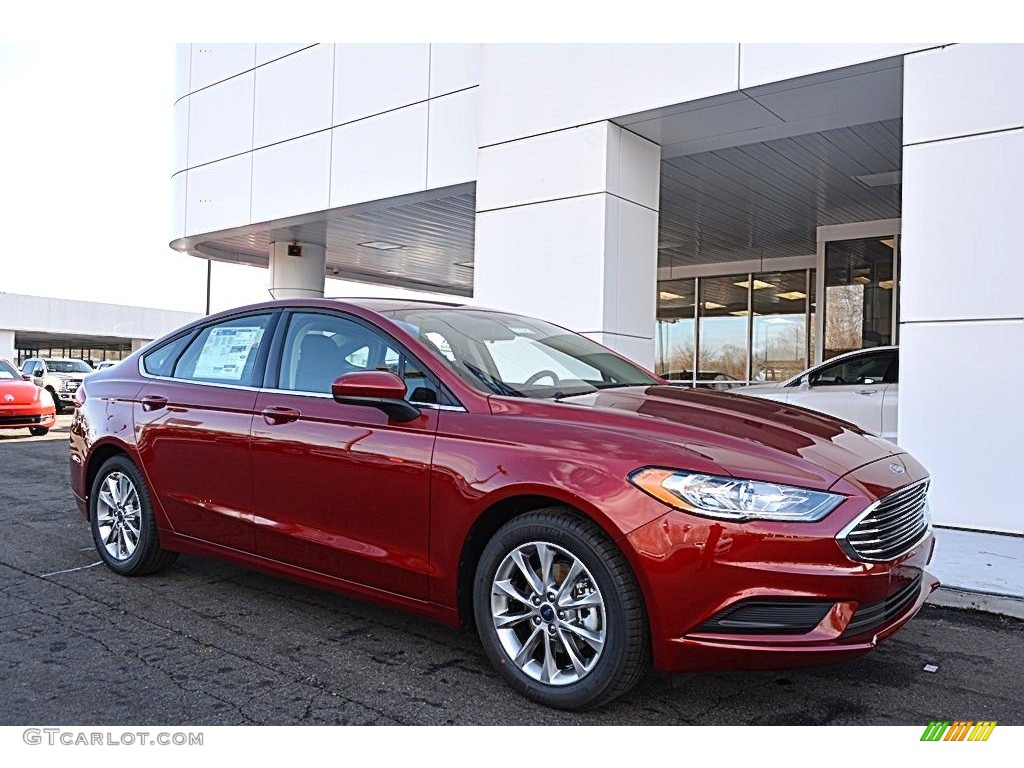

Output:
xmin=838 ymin=479 xmax=931 ymax=562
xmin=62 ymin=378 xmax=83 ymax=391
xmin=841 ymin=573 xmax=923 ymax=638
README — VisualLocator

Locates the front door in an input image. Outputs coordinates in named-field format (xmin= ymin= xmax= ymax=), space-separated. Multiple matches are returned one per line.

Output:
xmin=251 ymin=310 xmax=440 ymax=600
xmin=787 ymin=348 xmax=896 ymax=436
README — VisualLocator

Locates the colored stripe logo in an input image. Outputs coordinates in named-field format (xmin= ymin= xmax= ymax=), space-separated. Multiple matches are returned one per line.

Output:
xmin=921 ymin=721 xmax=997 ymax=741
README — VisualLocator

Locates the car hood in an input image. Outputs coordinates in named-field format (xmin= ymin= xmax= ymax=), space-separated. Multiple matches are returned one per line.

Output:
xmin=500 ymin=385 xmax=900 ymax=491
xmin=0 ymin=380 xmax=45 ymax=405
xmin=48 ymin=371 xmax=92 ymax=379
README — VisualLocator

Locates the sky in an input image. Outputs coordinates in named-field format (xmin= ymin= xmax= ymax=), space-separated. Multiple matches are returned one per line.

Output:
xmin=0 ymin=42 xmax=461 ymax=316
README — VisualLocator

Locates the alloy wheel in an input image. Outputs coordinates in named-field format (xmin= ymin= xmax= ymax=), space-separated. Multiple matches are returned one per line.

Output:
xmin=95 ymin=471 xmax=142 ymax=561
xmin=490 ymin=540 xmax=606 ymax=686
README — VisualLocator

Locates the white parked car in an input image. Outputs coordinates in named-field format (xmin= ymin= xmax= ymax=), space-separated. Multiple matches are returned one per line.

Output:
xmin=94 ymin=360 xmax=119 ymax=371
xmin=732 ymin=346 xmax=899 ymax=442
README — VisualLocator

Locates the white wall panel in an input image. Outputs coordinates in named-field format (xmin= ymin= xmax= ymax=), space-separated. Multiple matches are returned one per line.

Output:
xmin=329 ymin=103 xmax=428 ymax=208
xmin=251 ymin=132 xmax=331 ymax=223
xmin=901 ymin=130 xmax=1024 ymax=321
xmin=604 ymin=197 xmax=657 ymax=340
xmin=904 ymin=44 xmax=1024 ymax=145
xmin=172 ymin=96 xmax=190 ymax=173
xmin=189 ymin=44 xmax=255 ymax=92
xmin=427 ymin=89 xmax=478 ymax=189
xmin=478 ymin=45 xmax=738 ymax=146
xmin=608 ymin=127 xmax=660 ymax=211
xmin=175 ymin=44 xmax=191 ymax=100
xmin=256 ymin=43 xmax=312 ymax=66
xmin=187 ymin=72 xmax=254 ymax=168
xmin=170 ymin=172 xmax=187 ymax=241
xmin=475 ymin=196 xmax=609 ymax=332
xmin=740 ymin=43 xmax=934 ymax=89
xmin=333 ymin=44 xmax=429 ymax=125
xmin=185 ymin=154 xmax=252 ymax=236
xmin=898 ymin=319 xmax=1024 ymax=533
xmin=253 ymin=44 xmax=334 ymax=148
xmin=430 ymin=44 xmax=480 ymax=97
xmin=476 ymin=123 xmax=609 ymax=211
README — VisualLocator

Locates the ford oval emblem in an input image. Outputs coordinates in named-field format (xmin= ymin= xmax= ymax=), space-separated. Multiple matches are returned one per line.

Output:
xmin=889 ymin=463 xmax=905 ymax=474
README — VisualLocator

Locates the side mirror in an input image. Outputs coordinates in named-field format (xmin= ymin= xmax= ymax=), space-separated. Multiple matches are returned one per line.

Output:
xmin=21 ymin=374 xmax=31 ymax=381
xmin=331 ymin=371 xmax=421 ymax=422
xmin=33 ymin=368 xmax=44 ymax=378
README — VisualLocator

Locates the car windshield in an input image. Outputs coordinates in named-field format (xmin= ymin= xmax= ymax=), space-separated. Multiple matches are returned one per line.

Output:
xmin=383 ymin=308 xmax=659 ymax=399
xmin=45 ymin=360 xmax=93 ymax=373
xmin=0 ymin=361 xmax=19 ymax=379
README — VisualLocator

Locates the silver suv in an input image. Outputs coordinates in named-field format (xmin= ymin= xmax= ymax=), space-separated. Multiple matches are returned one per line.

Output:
xmin=21 ymin=358 xmax=94 ymax=414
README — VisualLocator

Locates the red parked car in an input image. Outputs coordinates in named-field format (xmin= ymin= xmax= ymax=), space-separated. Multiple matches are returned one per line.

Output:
xmin=69 ymin=299 xmax=937 ymax=710
xmin=0 ymin=358 xmax=56 ymax=436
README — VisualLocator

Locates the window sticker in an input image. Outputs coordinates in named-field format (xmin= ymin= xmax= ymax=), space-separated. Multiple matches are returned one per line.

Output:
xmin=193 ymin=326 xmax=264 ymax=381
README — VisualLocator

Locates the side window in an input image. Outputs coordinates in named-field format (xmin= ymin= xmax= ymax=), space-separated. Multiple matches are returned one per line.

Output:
xmin=811 ymin=352 xmax=894 ymax=387
xmin=278 ymin=312 xmax=441 ymax=403
xmin=173 ymin=314 xmax=272 ymax=386
xmin=141 ymin=333 xmax=193 ymax=377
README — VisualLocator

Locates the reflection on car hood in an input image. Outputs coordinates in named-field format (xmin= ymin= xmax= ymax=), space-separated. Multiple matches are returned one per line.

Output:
xmin=729 ymin=382 xmax=787 ymax=394
xmin=508 ymin=385 xmax=900 ymax=490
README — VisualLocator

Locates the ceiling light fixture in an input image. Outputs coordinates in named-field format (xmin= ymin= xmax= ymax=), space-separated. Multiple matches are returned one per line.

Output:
xmin=359 ymin=241 xmax=404 ymax=250
xmin=775 ymin=291 xmax=807 ymax=301
xmin=853 ymin=276 xmax=871 ymax=285
xmin=878 ymin=279 xmax=894 ymax=290
xmin=880 ymin=238 xmax=896 ymax=250
xmin=702 ymin=301 xmax=725 ymax=310
xmin=729 ymin=310 xmax=760 ymax=317
xmin=854 ymin=171 xmax=902 ymax=188
xmin=734 ymin=279 xmax=776 ymax=290
xmin=659 ymin=291 xmax=682 ymax=301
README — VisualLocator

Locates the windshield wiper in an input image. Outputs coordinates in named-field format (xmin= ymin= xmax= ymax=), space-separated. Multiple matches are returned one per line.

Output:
xmin=463 ymin=362 xmax=525 ymax=398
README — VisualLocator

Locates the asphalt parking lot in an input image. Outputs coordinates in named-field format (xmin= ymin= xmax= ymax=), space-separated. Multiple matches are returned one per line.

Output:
xmin=1 ymin=416 xmax=1021 ymax=726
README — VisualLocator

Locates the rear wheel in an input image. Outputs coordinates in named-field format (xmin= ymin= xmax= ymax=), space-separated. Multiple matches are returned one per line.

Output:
xmin=473 ymin=508 xmax=650 ymax=710
xmin=29 ymin=426 xmax=48 ymax=436
xmin=90 ymin=455 xmax=178 ymax=576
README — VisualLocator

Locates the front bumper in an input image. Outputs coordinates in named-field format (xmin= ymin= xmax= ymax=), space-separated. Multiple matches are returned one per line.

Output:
xmin=625 ymin=456 xmax=938 ymax=673
xmin=0 ymin=405 xmax=56 ymax=429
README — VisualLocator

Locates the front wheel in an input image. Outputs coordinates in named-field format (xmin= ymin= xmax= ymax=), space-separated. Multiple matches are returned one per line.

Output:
xmin=89 ymin=455 xmax=178 ymax=576
xmin=473 ymin=509 xmax=650 ymax=710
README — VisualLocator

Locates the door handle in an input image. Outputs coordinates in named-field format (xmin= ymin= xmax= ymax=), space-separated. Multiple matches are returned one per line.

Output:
xmin=261 ymin=406 xmax=301 ymax=425
xmin=856 ymin=390 xmax=878 ymax=396
xmin=140 ymin=395 xmax=168 ymax=412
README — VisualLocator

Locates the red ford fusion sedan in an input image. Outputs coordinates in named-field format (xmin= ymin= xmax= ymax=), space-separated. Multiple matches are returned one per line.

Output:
xmin=0 ymin=358 xmax=56 ymax=436
xmin=69 ymin=299 xmax=937 ymax=710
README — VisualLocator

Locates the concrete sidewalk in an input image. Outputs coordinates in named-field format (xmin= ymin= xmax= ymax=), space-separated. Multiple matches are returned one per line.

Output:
xmin=928 ymin=527 xmax=1024 ymax=619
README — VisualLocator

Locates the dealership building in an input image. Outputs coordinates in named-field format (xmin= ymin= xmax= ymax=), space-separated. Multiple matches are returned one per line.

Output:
xmin=170 ymin=43 xmax=1022 ymax=603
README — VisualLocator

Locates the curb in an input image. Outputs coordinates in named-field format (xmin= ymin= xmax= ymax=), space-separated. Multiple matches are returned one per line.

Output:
xmin=927 ymin=587 xmax=1024 ymax=620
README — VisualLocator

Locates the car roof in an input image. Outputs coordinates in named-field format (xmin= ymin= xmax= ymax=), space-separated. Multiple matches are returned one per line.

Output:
xmin=325 ymin=297 xmax=471 ymax=313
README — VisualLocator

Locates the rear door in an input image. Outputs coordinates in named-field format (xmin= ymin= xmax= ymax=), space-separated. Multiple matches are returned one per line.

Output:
xmin=135 ymin=312 xmax=277 ymax=552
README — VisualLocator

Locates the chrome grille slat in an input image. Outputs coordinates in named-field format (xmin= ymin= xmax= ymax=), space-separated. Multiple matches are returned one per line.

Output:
xmin=839 ymin=479 xmax=931 ymax=562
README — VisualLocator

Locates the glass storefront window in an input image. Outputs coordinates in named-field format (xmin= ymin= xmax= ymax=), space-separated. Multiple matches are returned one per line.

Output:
xmin=656 ymin=268 xmax=815 ymax=387
xmin=751 ymin=271 xmax=808 ymax=382
xmin=698 ymin=275 xmax=750 ymax=383
xmin=654 ymin=279 xmax=695 ymax=380
xmin=823 ymin=237 xmax=896 ymax=359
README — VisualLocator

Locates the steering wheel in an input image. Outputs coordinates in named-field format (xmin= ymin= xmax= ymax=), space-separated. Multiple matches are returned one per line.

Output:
xmin=524 ymin=369 xmax=560 ymax=386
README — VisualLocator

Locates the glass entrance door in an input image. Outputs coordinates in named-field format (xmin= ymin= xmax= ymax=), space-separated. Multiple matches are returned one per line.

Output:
xmin=822 ymin=236 xmax=898 ymax=359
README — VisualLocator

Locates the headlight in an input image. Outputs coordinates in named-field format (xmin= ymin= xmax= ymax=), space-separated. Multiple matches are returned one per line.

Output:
xmin=629 ymin=468 xmax=844 ymax=523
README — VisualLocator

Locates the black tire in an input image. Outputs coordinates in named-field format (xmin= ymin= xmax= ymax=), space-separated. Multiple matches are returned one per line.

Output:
xmin=29 ymin=426 xmax=48 ymax=436
xmin=89 ymin=455 xmax=178 ymax=576
xmin=47 ymin=388 xmax=63 ymax=415
xmin=473 ymin=508 xmax=650 ymax=710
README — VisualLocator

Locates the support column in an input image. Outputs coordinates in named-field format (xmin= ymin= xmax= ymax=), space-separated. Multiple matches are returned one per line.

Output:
xmin=473 ymin=122 xmax=660 ymax=366
xmin=268 ymin=241 xmax=326 ymax=299
xmin=0 ymin=329 xmax=15 ymax=362
xmin=131 ymin=339 xmax=149 ymax=353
